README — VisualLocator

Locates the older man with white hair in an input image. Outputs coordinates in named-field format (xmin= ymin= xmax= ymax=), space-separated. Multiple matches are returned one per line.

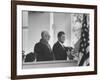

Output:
xmin=34 ymin=31 xmax=55 ymax=61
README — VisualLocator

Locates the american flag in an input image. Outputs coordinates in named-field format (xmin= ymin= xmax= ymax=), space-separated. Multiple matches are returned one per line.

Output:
xmin=79 ymin=14 xmax=90 ymax=66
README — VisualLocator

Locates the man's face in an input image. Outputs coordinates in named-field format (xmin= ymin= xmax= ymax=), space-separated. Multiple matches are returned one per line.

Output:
xmin=43 ymin=32 xmax=50 ymax=41
xmin=59 ymin=34 xmax=65 ymax=43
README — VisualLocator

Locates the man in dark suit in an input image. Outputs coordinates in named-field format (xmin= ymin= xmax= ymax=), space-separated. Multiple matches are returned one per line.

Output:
xmin=34 ymin=31 xmax=55 ymax=61
xmin=53 ymin=31 xmax=67 ymax=60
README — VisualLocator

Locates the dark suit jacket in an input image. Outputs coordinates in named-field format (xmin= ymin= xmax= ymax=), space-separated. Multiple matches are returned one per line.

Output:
xmin=34 ymin=39 xmax=54 ymax=61
xmin=53 ymin=41 xmax=67 ymax=60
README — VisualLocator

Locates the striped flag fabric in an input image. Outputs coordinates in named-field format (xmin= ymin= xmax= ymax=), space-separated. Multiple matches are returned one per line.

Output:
xmin=79 ymin=14 xmax=90 ymax=66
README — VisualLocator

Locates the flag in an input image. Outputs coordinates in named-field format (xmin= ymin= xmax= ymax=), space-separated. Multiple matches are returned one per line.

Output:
xmin=79 ymin=14 xmax=90 ymax=66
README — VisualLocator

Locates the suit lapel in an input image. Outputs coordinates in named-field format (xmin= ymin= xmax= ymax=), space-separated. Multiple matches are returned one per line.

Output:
xmin=57 ymin=41 xmax=65 ymax=50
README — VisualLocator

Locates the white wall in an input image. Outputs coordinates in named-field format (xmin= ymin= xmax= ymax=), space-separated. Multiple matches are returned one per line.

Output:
xmin=0 ymin=0 xmax=100 ymax=80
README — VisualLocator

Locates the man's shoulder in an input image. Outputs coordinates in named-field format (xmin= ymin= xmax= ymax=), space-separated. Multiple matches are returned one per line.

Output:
xmin=35 ymin=42 xmax=46 ymax=47
xmin=53 ymin=41 xmax=59 ymax=47
xmin=35 ymin=42 xmax=41 ymax=47
xmin=55 ymin=41 xmax=60 ymax=45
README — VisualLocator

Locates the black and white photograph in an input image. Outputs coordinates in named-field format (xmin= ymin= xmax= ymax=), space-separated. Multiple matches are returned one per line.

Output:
xmin=22 ymin=11 xmax=90 ymax=68
xmin=11 ymin=1 xmax=97 ymax=79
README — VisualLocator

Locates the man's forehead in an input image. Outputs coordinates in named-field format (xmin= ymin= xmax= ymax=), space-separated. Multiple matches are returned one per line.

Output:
xmin=61 ymin=34 xmax=65 ymax=36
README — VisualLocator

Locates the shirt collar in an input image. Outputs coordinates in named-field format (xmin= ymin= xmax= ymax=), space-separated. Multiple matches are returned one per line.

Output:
xmin=58 ymin=41 xmax=64 ymax=47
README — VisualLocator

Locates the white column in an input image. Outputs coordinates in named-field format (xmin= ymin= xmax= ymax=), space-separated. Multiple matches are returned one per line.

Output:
xmin=49 ymin=12 xmax=54 ymax=48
